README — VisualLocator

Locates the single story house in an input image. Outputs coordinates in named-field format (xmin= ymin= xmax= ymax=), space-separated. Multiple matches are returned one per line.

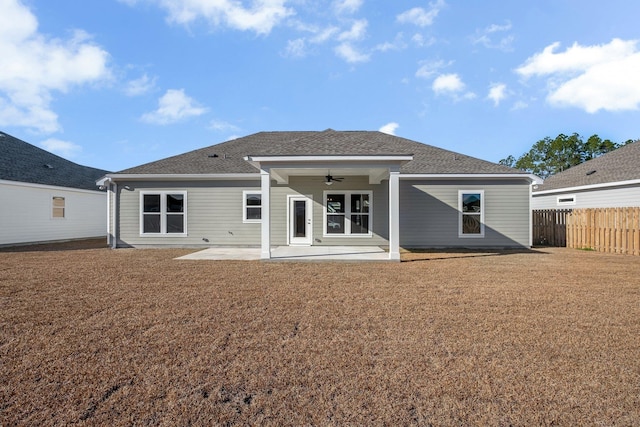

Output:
xmin=98 ymin=130 xmax=541 ymax=260
xmin=532 ymin=140 xmax=640 ymax=209
xmin=0 ymin=131 xmax=109 ymax=246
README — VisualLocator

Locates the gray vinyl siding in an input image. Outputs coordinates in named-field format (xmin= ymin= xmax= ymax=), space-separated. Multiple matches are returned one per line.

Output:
xmin=271 ymin=176 xmax=389 ymax=246
xmin=532 ymin=185 xmax=640 ymax=209
xmin=399 ymin=179 xmax=531 ymax=248
xmin=115 ymin=176 xmax=390 ymax=247
xmin=116 ymin=180 xmax=262 ymax=247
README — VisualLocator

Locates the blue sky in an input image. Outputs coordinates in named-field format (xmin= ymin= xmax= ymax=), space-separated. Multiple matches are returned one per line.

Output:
xmin=1 ymin=0 xmax=640 ymax=172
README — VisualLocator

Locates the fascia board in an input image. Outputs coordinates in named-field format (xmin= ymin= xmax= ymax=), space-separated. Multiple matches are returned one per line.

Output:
xmin=245 ymin=155 xmax=414 ymax=162
xmin=101 ymin=173 xmax=261 ymax=182
xmin=400 ymin=173 xmax=543 ymax=184
xmin=1 ymin=179 xmax=105 ymax=194
xmin=532 ymin=178 xmax=640 ymax=195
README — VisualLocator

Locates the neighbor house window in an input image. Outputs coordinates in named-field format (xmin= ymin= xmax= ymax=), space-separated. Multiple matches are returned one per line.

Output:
xmin=557 ymin=195 xmax=576 ymax=206
xmin=324 ymin=191 xmax=372 ymax=236
xmin=459 ymin=190 xmax=484 ymax=238
xmin=52 ymin=196 xmax=65 ymax=218
xmin=243 ymin=191 xmax=262 ymax=223
xmin=140 ymin=192 xmax=186 ymax=235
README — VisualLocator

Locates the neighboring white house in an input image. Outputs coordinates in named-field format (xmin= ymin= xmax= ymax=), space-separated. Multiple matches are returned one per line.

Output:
xmin=98 ymin=130 xmax=541 ymax=260
xmin=532 ymin=141 xmax=640 ymax=209
xmin=0 ymin=131 xmax=109 ymax=246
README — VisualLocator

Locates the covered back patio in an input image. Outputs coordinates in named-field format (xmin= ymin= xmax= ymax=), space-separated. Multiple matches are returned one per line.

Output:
xmin=244 ymin=154 xmax=413 ymax=261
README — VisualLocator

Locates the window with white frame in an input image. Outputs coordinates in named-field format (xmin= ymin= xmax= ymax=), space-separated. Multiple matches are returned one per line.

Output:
xmin=52 ymin=196 xmax=65 ymax=218
xmin=557 ymin=195 xmax=576 ymax=206
xmin=243 ymin=191 xmax=262 ymax=222
xmin=324 ymin=191 xmax=372 ymax=236
xmin=459 ymin=190 xmax=484 ymax=237
xmin=141 ymin=192 xmax=186 ymax=235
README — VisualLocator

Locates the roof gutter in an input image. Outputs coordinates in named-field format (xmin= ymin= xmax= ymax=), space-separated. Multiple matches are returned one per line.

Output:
xmin=532 ymin=178 xmax=640 ymax=195
xmin=400 ymin=173 xmax=543 ymax=184
xmin=96 ymin=173 xmax=260 ymax=185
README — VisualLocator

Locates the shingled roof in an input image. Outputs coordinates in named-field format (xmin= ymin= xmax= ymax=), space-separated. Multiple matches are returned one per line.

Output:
xmin=0 ymin=131 xmax=109 ymax=191
xmin=533 ymin=140 xmax=640 ymax=192
xmin=117 ymin=129 xmax=521 ymax=175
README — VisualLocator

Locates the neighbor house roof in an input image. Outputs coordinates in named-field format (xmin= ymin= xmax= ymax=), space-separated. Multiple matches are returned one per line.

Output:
xmin=116 ymin=129 xmax=524 ymax=176
xmin=533 ymin=140 xmax=640 ymax=193
xmin=0 ymin=131 xmax=109 ymax=191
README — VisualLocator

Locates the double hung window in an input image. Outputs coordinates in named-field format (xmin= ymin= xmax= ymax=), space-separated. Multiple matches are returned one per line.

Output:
xmin=52 ymin=196 xmax=65 ymax=218
xmin=243 ymin=191 xmax=262 ymax=222
xmin=459 ymin=190 xmax=484 ymax=237
xmin=324 ymin=191 xmax=372 ymax=236
xmin=141 ymin=192 xmax=186 ymax=235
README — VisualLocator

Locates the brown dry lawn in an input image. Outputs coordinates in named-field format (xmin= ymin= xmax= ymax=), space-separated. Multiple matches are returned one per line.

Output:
xmin=1 ymin=240 xmax=639 ymax=426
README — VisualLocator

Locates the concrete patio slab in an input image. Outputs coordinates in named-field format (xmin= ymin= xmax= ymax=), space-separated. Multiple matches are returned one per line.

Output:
xmin=176 ymin=246 xmax=390 ymax=261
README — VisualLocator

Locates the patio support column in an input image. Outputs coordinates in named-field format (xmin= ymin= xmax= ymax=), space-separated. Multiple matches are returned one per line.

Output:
xmin=260 ymin=167 xmax=271 ymax=259
xmin=388 ymin=167 xmax=401 ymax=261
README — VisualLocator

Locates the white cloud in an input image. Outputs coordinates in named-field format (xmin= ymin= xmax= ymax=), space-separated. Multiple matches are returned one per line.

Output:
xmin=0 ymin=0 xmax=111 ymax=133
xmin=487 ymin=83 xmax=507 ymax=106
xmin=40 ymin=138 xmax=82 ymax=158
xmin=127 ymin=0 xmax=293 ymax=35
xmin=471 ymin=21 xmax=514 ymax=51
xmin=379 ymin=122 xmax=399 ymax=135
xmin=511 ymin=100 xmax=528 ymax=111
xmin=209 ymin=119 xmax=240 ymax=132
xmin=415 ymin=59 xmax=449 ymax=79
xmin=125 ymin=73 xmax=157 ymax=96
xmin=396 ymin=0 xmax=445 ymax=27
xmin=141 ymin=89 xmax=208 ymax=124
xmin=433 ymin=73 xmax=463 ymax=93
xmin=283 ymin=38 xmax=306 ymax=58
xmin=411 ymin=33 xmax=436 ymax=48
xmin=432 ymin=73 xmax=476 ymax=99
xmin=333 ymin=0 xmax=362 ymax=15
xmin=516 ymin=38 xmax=640 ymax=112
xmin=310 ymin=26 xmax=340 ymax=44
xmin=337 ymin=19 xmax=367 ymax=42
xmin=375 ymin=33 xmax=407 ymax=52
xmin=334 ymin=42 xmax=370 ymax=63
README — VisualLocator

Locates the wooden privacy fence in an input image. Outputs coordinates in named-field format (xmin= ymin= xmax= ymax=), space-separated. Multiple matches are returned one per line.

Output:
xmin=566 ymin=207 xmax=640 ymax=255
xmin=532 ymin=209 xmax=571 ymax=247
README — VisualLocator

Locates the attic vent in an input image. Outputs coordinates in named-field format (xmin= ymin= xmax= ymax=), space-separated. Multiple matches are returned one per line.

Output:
xmin=586 ymin=170 xmax=597 ymax=176
xmin=208 ymin=154 xmax=219 ymax=158
xmin=44 ymin=164 xmax=53 ymax=169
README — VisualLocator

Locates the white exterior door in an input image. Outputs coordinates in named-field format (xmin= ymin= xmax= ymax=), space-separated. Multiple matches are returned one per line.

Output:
xmin=288 ymin=196 xmax=313 ymax=245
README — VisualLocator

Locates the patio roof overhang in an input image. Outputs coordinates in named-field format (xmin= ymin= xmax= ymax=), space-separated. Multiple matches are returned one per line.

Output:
xmin=243 ymin=154 xmax=414 ymax=184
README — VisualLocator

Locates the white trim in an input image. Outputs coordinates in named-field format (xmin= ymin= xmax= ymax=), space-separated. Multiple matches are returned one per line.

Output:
xmin=0 ymin=179 xmax=105 ymax=195
xmin=458 ymin=190 xmax=485 ymax=238
xmin=528 ymin=183 xmax=533 ymax=247
xmin=401 ymin=173 xmax=543 ymax=184
xmin=139 ymin=191 xmax=188 ymax=236
xmin=242 ymin=190 xmax=262 ymax=223
xmin=260 ymin=169 xmax=271 ymax=259
xmin=112 ymin=182 xmax=118 ymax=249
xmin=287 ymin=195 xmax=313 ymax=246
xmin=98 ymin=173 xmax=260 ymax=185
xmin=245 ymin=155 xmax=414 ymax=163
xmin=533 ymin=178 xmax=640 ymax=195
xmin=323 ymin=190 xmax=373 ymax=237
xmin=51 ymin=195 xmax=66 ymax=220
xmin=388 ymin=169 xmax=400 ymax=260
